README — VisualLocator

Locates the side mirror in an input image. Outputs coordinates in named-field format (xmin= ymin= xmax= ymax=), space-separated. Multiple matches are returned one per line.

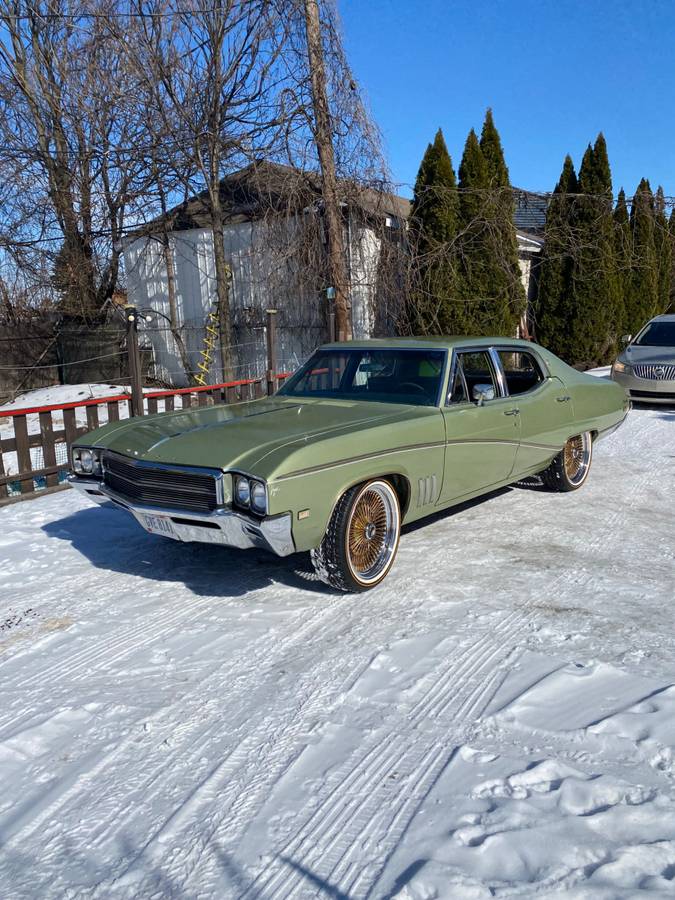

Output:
xmin=472 ymin=383 xmax=495 ymax=406
xmin=620 ymin=334 xmax=632 ymax=346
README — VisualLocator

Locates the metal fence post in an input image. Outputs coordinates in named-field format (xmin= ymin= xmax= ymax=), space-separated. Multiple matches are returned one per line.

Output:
xmin=265 ymin=309 xmax=278 ymax=395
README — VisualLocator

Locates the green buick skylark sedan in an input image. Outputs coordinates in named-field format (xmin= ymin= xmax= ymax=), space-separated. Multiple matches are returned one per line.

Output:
xmin=69 ymin=338 xmax=629 ymax=592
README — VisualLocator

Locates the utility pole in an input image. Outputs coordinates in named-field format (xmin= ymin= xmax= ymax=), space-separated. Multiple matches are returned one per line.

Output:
xmin=303 ymin=0 xmax=352 ymax=342
xmin=265 ymin=308 xmax=278 ymax=395
xmin=124 ymin=304 xmax=144 ymax=417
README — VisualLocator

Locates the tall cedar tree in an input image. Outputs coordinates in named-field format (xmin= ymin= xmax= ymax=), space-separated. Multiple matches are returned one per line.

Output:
xmin=479 ymin=109 xmax=526 ymax=332
xmin=534 ymin=155 xmax=579 ymax=357
xmin=625 ymin=179 xmax=659 ymax=333
xmin=408 ymin=129 xmax=459 ymax=333
xmin=613 ymin=188 xmax=631 ymax=336
xmin=654 ymin=186 xmax=672 ymax=314
xmin=455 ymin=114 xmax=523 ymax=335
xmin=455 ymin=128 xmax=491 ymax=332
xmin=569 ymin=134 xmax=620 ymax=365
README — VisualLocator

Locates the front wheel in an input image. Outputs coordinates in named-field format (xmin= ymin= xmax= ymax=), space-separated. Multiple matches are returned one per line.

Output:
xmin=540 ymin=432 xmax=593 ymax=492
xmin=311 ymin=479 xmax=401 ymax=592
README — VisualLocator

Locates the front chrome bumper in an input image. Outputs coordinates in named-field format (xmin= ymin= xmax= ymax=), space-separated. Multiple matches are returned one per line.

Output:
xmin=67 ymin=475 xmax=295 ymax=557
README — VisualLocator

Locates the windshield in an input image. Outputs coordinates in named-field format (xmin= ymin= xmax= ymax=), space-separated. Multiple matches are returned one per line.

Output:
xmin=633 ymin=321 xmax=675 ymax=347
xmin=278 ymin=348 xmax=446 ymax=406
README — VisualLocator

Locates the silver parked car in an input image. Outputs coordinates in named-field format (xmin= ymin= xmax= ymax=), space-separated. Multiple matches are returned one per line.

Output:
xmin=611 ymin=314 xmax=675 ymax=404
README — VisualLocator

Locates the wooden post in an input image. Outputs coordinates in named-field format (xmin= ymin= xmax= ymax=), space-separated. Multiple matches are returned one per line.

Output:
xmin=124 ymin=304 xmax=143 ymax=417
xmin=0 ymin=435 xmax=7 ymax=500
xmin=266 ymin=309 xmax=278 ymax=395
xmin=40 ymin=411 xmax=59 ymax=488
xmin=14 ymin=415 xmax=32 ymax=494
xmin=328 ymin=310 xmax=336 ymax=343
xmin=63 ymin=408 xmax=78 ymax=459
xmin=86 ymin=405 xmax=99 ymax=432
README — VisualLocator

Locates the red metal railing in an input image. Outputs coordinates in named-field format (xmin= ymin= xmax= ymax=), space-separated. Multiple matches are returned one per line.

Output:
xmin=0 ymin=373 xmax=290 ymax=504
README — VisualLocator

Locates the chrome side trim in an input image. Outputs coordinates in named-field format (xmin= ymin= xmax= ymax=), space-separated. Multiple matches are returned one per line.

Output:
xmin=274 ymin=441 xmax=446 ymax=481
xmin=67 ymin=475 xmax=294 ymax=557
xmin=274 ymin=436 xmax=565 ymax=482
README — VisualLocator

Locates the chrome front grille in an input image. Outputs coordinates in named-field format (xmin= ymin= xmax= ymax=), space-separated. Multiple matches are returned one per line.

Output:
xmin=633 ymin=363 xmax=675 ymax=381
xmin=102 ymin=451 xmax=221 ymax=512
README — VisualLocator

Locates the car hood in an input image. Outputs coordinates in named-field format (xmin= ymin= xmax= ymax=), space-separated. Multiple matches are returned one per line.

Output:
xmin=620 ymin=345 xmax=675 ymax=365
xmin=80 ymin=395 xmax=420 ymax=476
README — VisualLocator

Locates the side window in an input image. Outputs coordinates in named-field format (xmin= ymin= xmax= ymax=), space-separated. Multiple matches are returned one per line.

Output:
xmin=497 ymin=350 xmax=544 ymax=396
xmin=449 ymin=351 xmax=497 ymax=404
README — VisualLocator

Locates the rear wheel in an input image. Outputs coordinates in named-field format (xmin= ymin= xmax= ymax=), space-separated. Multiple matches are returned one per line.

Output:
xmin=540 ymin=432 xmax=593 ymax=492
xmin=311 ymin=479 xmax=401 ymax=592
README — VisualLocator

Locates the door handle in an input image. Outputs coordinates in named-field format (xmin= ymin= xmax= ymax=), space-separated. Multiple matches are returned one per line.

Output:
xmin=556 ymin=396 xmax=571 ymax=402
xmin=504 ymin=408 xmax=520 ymax=416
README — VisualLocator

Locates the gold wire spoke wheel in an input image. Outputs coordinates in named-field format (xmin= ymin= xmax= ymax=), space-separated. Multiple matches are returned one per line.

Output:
xmin=346 ymin=481 xmax=400 ymax=585
xmin=563 ymin=432 xmax=592 ymax=486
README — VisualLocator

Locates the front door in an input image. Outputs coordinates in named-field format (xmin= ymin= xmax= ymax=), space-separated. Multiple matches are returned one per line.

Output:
xmin=439 ymin=349 xmax=521 ymax=504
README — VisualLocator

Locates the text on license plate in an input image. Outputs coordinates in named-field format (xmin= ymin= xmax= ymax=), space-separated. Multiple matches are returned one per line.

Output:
xmin=143 ymin=514 xmax=176 ymax=537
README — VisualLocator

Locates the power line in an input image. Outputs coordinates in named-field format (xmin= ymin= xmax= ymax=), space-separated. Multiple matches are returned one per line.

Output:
xmin=0 ymin=349 xmax=125 ymax=370
xmin=0 ymin=5 xmax=255 ymax=21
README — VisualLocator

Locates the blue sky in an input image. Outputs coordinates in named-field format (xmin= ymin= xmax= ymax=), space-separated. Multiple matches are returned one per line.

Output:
xmin=340 ymin=0 xmax=675 ymax=200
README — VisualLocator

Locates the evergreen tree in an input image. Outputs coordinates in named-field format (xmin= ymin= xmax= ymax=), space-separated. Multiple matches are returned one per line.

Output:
xmin=480 ymin=108 xmax=510 ymax=187
xmin=654 ymin=186 xmax=672 ymax=314
xmin=407 ymin=129 xmax=459 ymax=333
xmin=613 ymin=188 xmax=631 ymax=336
xmin=454 ymin=114 xmax=524 ymax=335
xmin=568 ymin=133 xmax=620 ymax=365
xmin=625 ymin=178 xmax=659 ymax=333
xmin=479 ymin=109 xmax=526 ymax=332
xmin=534 ymin=155 xmax=578 ymax=357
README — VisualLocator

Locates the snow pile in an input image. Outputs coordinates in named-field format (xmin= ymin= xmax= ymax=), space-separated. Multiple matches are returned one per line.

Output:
xmin=0 ymin=404 xmax=673 ymax=898
xmin=0 ymin=382 xmax=131 ymax=413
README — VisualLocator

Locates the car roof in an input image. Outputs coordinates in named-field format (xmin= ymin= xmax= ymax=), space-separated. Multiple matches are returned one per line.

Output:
xmin=650 ymin=314 xmax=675 ymax=322
xmin=319 ymin=336 xmax=538 ymax=351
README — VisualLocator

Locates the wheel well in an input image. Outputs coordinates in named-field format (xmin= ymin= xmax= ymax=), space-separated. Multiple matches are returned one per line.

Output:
xmin=383 ymin=474 xmax=411 ymax=517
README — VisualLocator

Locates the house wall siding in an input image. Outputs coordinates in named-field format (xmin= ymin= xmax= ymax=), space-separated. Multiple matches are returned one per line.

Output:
xmin=124 ymin=217 xmax=384 ymax=386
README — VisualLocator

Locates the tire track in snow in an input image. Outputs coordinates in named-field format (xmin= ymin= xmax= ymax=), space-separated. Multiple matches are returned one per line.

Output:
xmin=0 ymin=597 xmax=332 ymax=862
xmin=96 ymin=601 xmax=524 ymax=898
xmin=238 ymin=611 xmax=527 ymax=900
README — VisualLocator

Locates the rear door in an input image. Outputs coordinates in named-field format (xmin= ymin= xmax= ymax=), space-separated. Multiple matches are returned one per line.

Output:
xmin=438 ymin=348 xmax=521 ymax=504
xmin=494 ymin=347 xmax=574 ymax=476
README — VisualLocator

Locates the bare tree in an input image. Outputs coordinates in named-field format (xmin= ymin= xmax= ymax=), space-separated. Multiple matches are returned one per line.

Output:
xmin=120 ymin=0 xmax=291 ymax=379
xmin=302 ymin=0 xmax=350 ymax=340
xmin=0 ymin=1 xmax=153 ymax=318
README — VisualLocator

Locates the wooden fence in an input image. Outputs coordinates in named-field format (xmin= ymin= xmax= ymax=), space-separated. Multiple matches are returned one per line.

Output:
xmin=0 ymin=374 xmax=289 ymax=506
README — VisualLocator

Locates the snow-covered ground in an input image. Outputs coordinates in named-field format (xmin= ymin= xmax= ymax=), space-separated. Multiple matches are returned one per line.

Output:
xmin=0 ymin=404 xmax=674 ymax=899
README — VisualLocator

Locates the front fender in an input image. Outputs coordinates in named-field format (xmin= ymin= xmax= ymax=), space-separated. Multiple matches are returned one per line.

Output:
xmin=267 ymin=413 xmax=446 ymax=552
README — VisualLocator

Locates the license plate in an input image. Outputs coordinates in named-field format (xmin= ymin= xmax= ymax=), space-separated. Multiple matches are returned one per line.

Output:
xmin=142 ymin=514 xmax=176 ymax=538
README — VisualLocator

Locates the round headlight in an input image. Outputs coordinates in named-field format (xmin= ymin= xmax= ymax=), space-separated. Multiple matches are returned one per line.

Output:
xmin=80 ymin=449 xmax=93 ymax=473
xmin=250 ymin=481 xmax=267 ymax=514
xmin=235 ymin=476 xmax=250 ymax=506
